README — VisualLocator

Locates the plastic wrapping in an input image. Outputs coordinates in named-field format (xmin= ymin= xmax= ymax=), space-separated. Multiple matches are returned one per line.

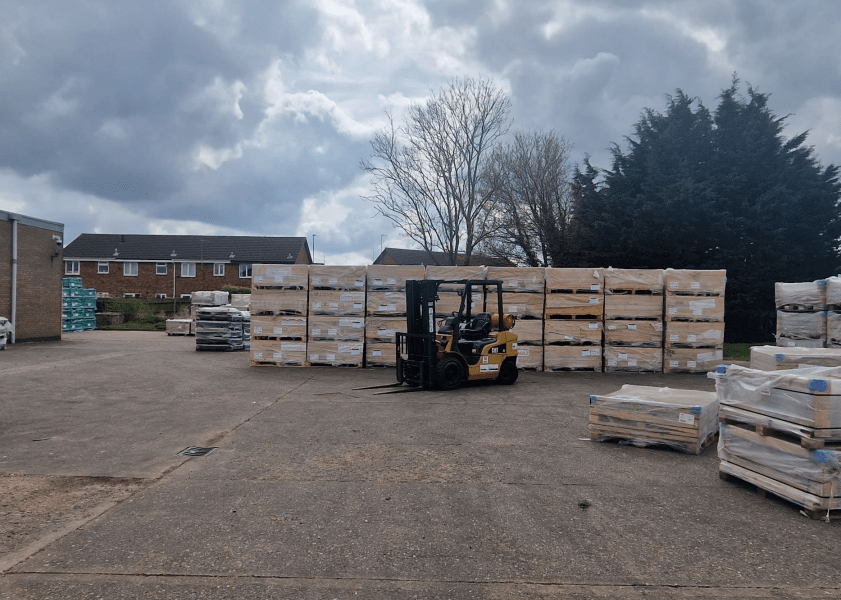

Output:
xmin=544 ymin=346 xmax=602 ymax=371
xmin=665 ymin=322 xmax=724 ymax=347
xmin=252 ymin=264 xmax=309 ymax=289
xmin=715 ymin=364 xmax=841 ymax=429
xmin=750 ymin=345 xmax=841 ymax=371
xmin=589 ymin=384 xmax=718 ymax=454
xmin=604 ymin=320 xmax=662 ymax=347
xmin=0 ymin=317 xmax=14 ymax=335
xmin=307 ymin=341 xmax=364 ymax=366
xmin=663 ymin=348 xmax=723 ymax=373
xmin=308 ymin=290 xmax=365 ymax=316
xmin=603 ymin=294 xmax=662 ymax=319
xmin=511 ymin=318 xmax=544 ymax=345
xmin=663 ymin=269 xmax=727 ymax=295
xmin=251 ymin=315 xmax=306 ymax=340
xmin=826 ymin=276 xmax=841 ymax=307
xmin=665 ymin=296 xmax=724 ymax=321
xmin=775 ymin=280 xmax=827 ymax=310
xmin=605 ymin=268 xmax=664 ymax=292
xmin=485 ymin=267 xmax=546 ymax=293
xmin=191 ymin=290 xmax=229 ymax=306
xmin=366 ymin=265 xmax=425 ymax=290
xmin=165 ymin=319 xmax=191 ymax=335
xmin=544 ymin=293 xmax=602 ymax=317
xmin=229 ymin=294 xmax=251 ymax=310
xmin=776 ymin=310 xmax=826 ymax=341
xmin=827 ymin=312 xmax=841 ymax=348
xmin=309 ymin=316 xmax=365 ymax=341
xmin=487 ymin=292 xmax=545 ymax=319
xmin=364 ymin=317 xmax=405 ymax=343
xmin=514 ymin=344 xmax=543 ymax=370
xmin=544 ymin=320 xmax=601 ymax=345
xmin=309 ymin=265 xmax=366 ymax=290
xmin=366 ymin=342 xmax=397 ymax=366
xmin=604 ymin=347 xmax=662 ymax=372
xmin=250 ymin=291 xmax=308 ymax=316
xmin=545 ymin=268 xmax=604 ymax=292
xmin=366 ymin=291 xmax=407 ymax=316
xmin=195 ymin=307 xmax=246 ymax=351
xmin=250 ymin=339 xmax=308 ymax=366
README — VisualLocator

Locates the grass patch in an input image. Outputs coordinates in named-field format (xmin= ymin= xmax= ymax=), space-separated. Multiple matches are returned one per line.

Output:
xmin=100 ymin=315 xmax=167 ymax=331
xmin=723 ymin=343 xmax=767 ymax=361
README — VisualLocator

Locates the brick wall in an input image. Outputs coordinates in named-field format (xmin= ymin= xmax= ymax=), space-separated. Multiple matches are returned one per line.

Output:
xmin=10 ymin=222 xmax=63 ymax=341
xmin=0 ymin=220 xmax=11 ymax=319
xmin=74 ymin=261 xmax=254 ymax=298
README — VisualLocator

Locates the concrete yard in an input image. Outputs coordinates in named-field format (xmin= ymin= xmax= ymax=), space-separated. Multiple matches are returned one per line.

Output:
xmin=1 ymin=331 xmax=838 ymax=599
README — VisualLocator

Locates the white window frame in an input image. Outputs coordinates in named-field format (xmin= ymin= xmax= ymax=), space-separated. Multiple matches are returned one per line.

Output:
xmin=239 ymin=263 xmax=252 ymax=279
xmin=181 ymin=262 xmax=196 ymax=278
xmin=213 ymin=262 xmax=225 ymax=276
xmin=180 ymin=294 xmax=192 ymax=300
xmin=97 ymin=261 xmax=109 ymax=274
xmin=65 ymin=260 xmax=80 ymax=275
xmin=156 ymin=263 xmax=167 ymax=275
xmin=123 ymin=262 xmax=138 ymax=277
xmin=154 ymin=293 xmax=168 ymax=299
xmin=122 ymin=292 xmax=140 ymax=298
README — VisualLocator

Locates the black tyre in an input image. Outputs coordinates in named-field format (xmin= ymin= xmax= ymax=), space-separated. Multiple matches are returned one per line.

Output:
xmin=434 ymin=357 xmax=463 ymax=390
xmin=497 ymin=359 xmax=518 ymax=385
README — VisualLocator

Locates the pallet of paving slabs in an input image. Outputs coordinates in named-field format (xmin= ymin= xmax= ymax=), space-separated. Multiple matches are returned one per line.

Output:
xmin=195 ymin=307 xmax=244 ymax=351
xmin=366 ymin=265 xmax=425 ymax=291
xmin=252 ymin=264 xmax=309 ymax=290
xmin=487 ymin=291 xmax=545 ymax=319
xmin=545 ymin=267 xmax=604 ymax=293
xmin=605 ymin=268 xmax=664 ymax=293
xmin=486 ymin=266 xmax=546 ymax=294
xmin=589 ymin=385 xmax=718 ymax=454
xmin=309 ymin=265 xmax=366 ymax=291
xmin=250 ymin=290 xmax=308 ymax=317
xmin=665 ymin=322 xmax=724 ymax=348
xmin=309 ymin=316 xmax=365 ymax=341
xmin=775 ymin=280 xmax=826 ymax=311
xmin=543 ymin=320 xmax=601 ymax=346
xmin=250 ymin=339 xmax=308 ymax=366
xmin=309 ymin=290 xmax=365 ymax=316
xmin=251 ymin=315 xmax=306 ymax=341
xmin=664 ymin=348 xmax=723 ymax=374
xmin=366 ymin=291 xmax=407 ymax=317
xmin=544 ymin=346 xmax=602 ymax=372
xmin=775 ymin=310 xmax=826 ymax=343
xmin=665 ymin=296 xmax=724 ymax=322
xmin=307 ymin=341 xmax=363 ymax=367
xmin=603 ymin=294 xmax=662 ymax=320
xmin=604 ymin=347 xmax=662 ymax=373
xmin=663 ymin=269 xmax=726 ymax=296
xmin=748 ymin=346 xmax=841 ymax=371
xmin=544 ymin=292 xmax=602 ymax=319
xmin=604 ymin=320 xmax=662 ymax=347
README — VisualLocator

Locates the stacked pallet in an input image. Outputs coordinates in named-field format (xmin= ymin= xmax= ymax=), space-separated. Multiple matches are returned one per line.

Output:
xmin=716 ymin=364 xmax=841 ymax=520
xmin=543 ymin=268 xmax=603 ymax=371
xmin=589 ymin=385 xmax=718 ymax=454
xmin=487 ymin=266 xmax=545 ymax=370
xmin=663 ymin=269 xmax=726 ymax=373
xmin=749 ymin=345 xmax=841 ymax=371
xmin=828 ymin=277 xmax=841 ymax=348
xmin=365 ymin=266 xmax=422 ymax=366
xmin=195 ymin=306 xmax=246 ymax=351
xmin=425 ymin=265 xmax=486 ymax=317
xmin=250 ymin=264 xmax=309 ymax=366
xmin=62 ymin=278 xmax=96 ymax=333
xmin=775 ymin=279 xmax=826 ymax=348
xmin=307 ymin=266 xmax=366 ymax=367
xmin=603 ymin=269 xmax=663 ymax=372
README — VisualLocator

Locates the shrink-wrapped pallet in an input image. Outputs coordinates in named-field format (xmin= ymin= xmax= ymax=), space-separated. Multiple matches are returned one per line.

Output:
xmin=544 ymin=293 xmax=602 ymax=318
xmin=545 ymin=268 xmax=604 ymax=293
xmin=487 ymin=292 xmax=545 ymax=319
xmin=192 ymin=290 xmax=229 ymax=306
xmin=307 ymin=341 xmax=364 ymax=366
xmin=250 ymin=291 xmax=308 ymax=316
xmin=665 ymin=322 xmax=725 ymax=347
xmin=252 ymin=265 xmax=309 ymax=289
xmin=663 ymin=269 xmax=727 ymax=295
xmin=604 ymin=320 xmax=663 ymax=347
xmin=749 ymin=346 xmax=841 ymax=371
xmin=366 ymin=265 xmax=425 ymax=291
xmin=827 ymin=312 xmax=841 ymax=348
xmin=309 ymin=290 xmax=365 ymax=316
xmin=604 ymin=347 xmax=662 ymax=372
xmin=366 ymin=291 xmax=407 ymax=316
xmin=589 ymin=385 xmax=718 ymax=454
xmin=251 ymin=315 xmax=307 ymax=340
xmin=250 ymin=339 xmax=308 ymax=366
xmin=309 ymin=266 xmax=366 ymax=291
xmin=486 ymin=267 xmax=545 ymax=293
xmin=665 ymin=296 xmax=725 ymax=322
xmin=544 ymin=346 xmax=602 ymax=371
xmin=515 ymin=345 xmax=543 ymax=371
xmin=425 ymin=265 xmax=486 ymax=291
xmin=775 ymin=280 xmax=827 ymax=310
xmin=826 ymin=276 xmax=841 ymax=308
xmin=663 ymin=348 xmax=723 ymax=373
xmin=309 ymin=316 xmax=365 ymax=341
xmin=230 ymin=294 xmax=251 ymax=310
xmin=603 ymin=294 xmax=662 ymax=320
xmin=511 ymin=318 xmax=543 ymax=345
xmin=544 ymin=321 xmax=601 ymax=346
xmin=166 ymin=319 xmax=192 ymax=336
xmin=605 ymin=268 xmax=664 ymax=292
xmin=364 ymin=317 xmax=405 ymax=343
xmin=366 ymin=342 xmax=397 ymax=366
xmin=776 ymin=310 xmax=826 ymax=342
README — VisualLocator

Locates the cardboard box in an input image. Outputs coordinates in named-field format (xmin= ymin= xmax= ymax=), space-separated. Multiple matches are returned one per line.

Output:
xmin=543 ymin=320 xmax=601 ymax=346
xmin=309 ymin=266 xmax=367 ymax=291
xmin=545 ymin=268 xmax=604 ymax=293
xmin=604 ymin=347 xmax=662 ymax=372
xmin=605 ymin=268 xmax=664 ymax=292
xmin=544 ymin=346 xmax=602 ymax=371
xmin=604 ymin=320 xmax=663 ymax=347
xmin=251 ymin=315 xmax=307 ymax=340
xmin=603 ymin=294 xmax=662 ymax=320
xmin=252 ymin=264 xmax=309 ymax=289
xmin=485 ymin=266 xmax=546 ymax=293
xmin=663 ymin=269 xmax=726 ymax=295
xmin=665 ymin=322 xmax=724 ymax=347
xmin=663 ymin=347 xmax=723 ymax=373
xmin=366 ymin=265 xmax=425 ymax=291
xmin=309 ymin=290 xmax=365 ymax=316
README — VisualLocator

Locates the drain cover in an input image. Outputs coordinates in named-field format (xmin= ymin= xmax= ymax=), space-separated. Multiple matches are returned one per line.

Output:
xmin=177 ymin=446 xmax=218 ymax=457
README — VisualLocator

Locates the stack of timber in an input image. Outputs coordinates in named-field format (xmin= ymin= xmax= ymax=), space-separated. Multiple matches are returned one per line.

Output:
xmin=250 ymin=264 xmax=310 ymax=367
xmin=487 ymin=266 xmax=545 ymax=370
xmin=365 ymin=266 xmax=421 ymax=366
xmin=604 ymin=269 xmax=663 ymax=372
xmin=543 ymin=268 xmax=604 ymax=371
xmin=589 ymin=384 xmax=718 ymax=454
xmin=195 ymin=306 xmax=246 ymax=351
xmin=425 ymin=265 xmax=486 ymax=317
xmin=307 ymin=266 xmax=366 ymax=367
xmin=716 ymin=364 xmax=841 ymax=520
xmin=775 ymin=280 xmax=827 ymax=348
xmin=663 ymin=269 xmax=726 ymax=373
xmin=749 ymin=345 xmax=841 ymax=371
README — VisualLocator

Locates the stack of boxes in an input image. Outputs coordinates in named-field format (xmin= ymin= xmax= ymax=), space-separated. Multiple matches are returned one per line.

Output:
xmin=365 ymin=265 xmax=423 ymax=367
xmin=775 ymin=279 xmax=827 ymax=348
xmin=543 ymin=268 xmax=604 ymax=371
xmin=603 ymin=269 xmax=663 ymax=372
xmin=663 ymin=269 xmax=726 ymax=373
xmin=195 ymin=306 xmax=246 ymax=351
xmin=62 ymin=277 xmax=96 ymax=333
xmin=250 ymin=265 xmax=309 ymax=366
xmin=307 ymin=266 xmax=366 ymax=367
xmin=486 ymin=267 xmax=545 ymax=370
xmin=717 ymin=364 xmax=841 ymax=519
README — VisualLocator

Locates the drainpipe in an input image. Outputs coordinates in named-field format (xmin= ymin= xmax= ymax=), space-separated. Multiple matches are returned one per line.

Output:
xmin=10 ymin=218 xmax=17 ymax=344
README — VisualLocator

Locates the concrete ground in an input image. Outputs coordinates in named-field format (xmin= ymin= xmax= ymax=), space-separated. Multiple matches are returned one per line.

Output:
xmin=0 ymin=331 xmax=837 ymax=599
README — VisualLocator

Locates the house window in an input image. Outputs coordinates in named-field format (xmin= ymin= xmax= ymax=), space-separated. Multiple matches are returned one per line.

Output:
xmin=65 ymin=260 xmax=80 ymax=275
xmin=213 ymin=263 xmax=225 ymax=276
xmin=181 ymin=262 xmax=196 ymax=278
xmin=180 ymin=294 xmax=192 ymax=300
xmin=123 ymin=262 xmax=138 ymax=276
xmin=239 ymin=263 xmax=252 ymax=278
xmin=156 ymin=263 xmax=167 ymax=275
xmin=97 ymin=262 xmax=109 ymax=274
xmin=123 ymin=292 xmax=140 ymax=298
xmin=154 ymin=293 xmax=167 ymax=299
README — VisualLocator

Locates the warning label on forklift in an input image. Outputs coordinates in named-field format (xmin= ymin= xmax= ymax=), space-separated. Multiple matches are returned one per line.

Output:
xmin=480 ymin=363 xmax=499 ymax=372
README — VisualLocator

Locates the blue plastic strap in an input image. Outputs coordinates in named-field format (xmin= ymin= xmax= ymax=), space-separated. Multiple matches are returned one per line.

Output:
xmin=775 ymin=353 xmax=785 ymax=362
xmin=809 ymin=379 xmax=829 ymax=392
xmin=691 ymin=405 xmax=702 ymax=415
xmin=589 ymin=395 xmax=598 ymax=404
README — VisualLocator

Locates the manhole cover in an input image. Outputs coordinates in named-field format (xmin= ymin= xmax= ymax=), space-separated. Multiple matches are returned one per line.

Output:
xmin=177 ymin=446 xmax=218 ymax=457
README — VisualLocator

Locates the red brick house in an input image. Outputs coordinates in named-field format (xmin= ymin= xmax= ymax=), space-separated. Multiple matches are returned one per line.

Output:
xmin=63 ymin=234 xmax=312 ymax=299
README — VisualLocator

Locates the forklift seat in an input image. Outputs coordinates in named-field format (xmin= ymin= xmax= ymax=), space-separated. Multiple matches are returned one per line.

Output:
xmin=460 ymin=313 xmax=492 ymax=340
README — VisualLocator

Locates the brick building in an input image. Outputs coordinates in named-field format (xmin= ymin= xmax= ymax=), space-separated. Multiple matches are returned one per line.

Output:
xmin=63 ymin=234 xmax=312 ymax=299
xmin=1 ymin=210 xmax=65 ymax=342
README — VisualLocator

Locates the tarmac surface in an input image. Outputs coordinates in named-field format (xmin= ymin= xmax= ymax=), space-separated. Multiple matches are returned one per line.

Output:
xmin=0 ymin=330 xmax=838 ymax=599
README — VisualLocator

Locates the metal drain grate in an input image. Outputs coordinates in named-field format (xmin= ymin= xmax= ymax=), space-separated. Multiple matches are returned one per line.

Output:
xmin=177 ymin=446 xmax=218 ymax=457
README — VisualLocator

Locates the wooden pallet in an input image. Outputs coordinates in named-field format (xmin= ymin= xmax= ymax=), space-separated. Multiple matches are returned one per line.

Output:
xmin=605 ymin=288 xmax=663 ymax=295
xmin=544 ymin=312 xmax=603 ymax=320
xmin=250 ymin=359 xmax=308 ymax=367
xmin=590 ymin=425 xmax=717 ymax=454
xmin=778 ymin=304 xmax=824 ymax=312
xmin=719 ymin=405 xmax=841 ymax=449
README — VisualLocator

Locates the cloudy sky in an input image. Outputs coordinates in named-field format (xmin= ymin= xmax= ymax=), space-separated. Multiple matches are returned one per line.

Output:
xmin=2 ymin=0 xmax=840 ymax=264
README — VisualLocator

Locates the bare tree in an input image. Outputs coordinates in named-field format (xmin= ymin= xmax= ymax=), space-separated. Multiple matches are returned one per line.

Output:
xmin=480 ymin=130 xmax=575 ymax=266
xmin=361 ymin=77 xmax=512 ymax=265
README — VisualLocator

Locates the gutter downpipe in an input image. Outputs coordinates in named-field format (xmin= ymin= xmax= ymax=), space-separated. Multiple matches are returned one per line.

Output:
xmin=10 ymin=218 xmax=17 ymax=344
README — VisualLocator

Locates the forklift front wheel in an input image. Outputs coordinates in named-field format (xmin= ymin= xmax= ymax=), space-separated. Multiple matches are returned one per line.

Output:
xmin=497 ymin=358 xmax=519 ymax=385
xmin=434 ymin=357 xmax=463 ymax=390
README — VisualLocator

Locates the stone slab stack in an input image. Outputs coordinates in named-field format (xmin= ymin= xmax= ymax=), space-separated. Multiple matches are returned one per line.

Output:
xmin=195 ymin=306 xmax=246 ymax=351
xmin=249 ymin=264 xmax=309 ymax=366
xmin=487 ymin=266 xmax=545 ymax=370
xmin=775 ymin=279 xmax=827 ymax=348
xmin=663 ymin=269 xmax=726 ymax=373
xmin=543 ymin=268 xmax=603 ymax=371
xmin=603 ymin=269 xmax=663 ymax=372
xmin=364 ymin=265 xmax=423 ymax=367
xmin=62 ymin=277 xmax=96 ymax=333
xmin=307 ymin=266 xmax=366 ymax=367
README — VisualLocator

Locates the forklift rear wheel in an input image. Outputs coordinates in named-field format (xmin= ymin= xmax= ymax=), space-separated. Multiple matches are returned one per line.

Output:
xmin=497 ymin=359 xmax=518 ymax=385
xmin=434 ymin=357 xmax=463 ymax=390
